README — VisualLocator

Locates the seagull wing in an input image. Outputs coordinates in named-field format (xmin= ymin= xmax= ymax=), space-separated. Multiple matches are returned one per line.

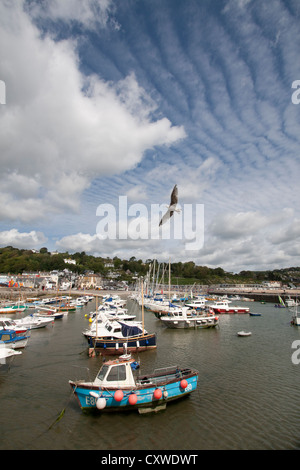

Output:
xmin=159 ymin=185 xmax=178 ymax=226
xmin=170 ymin=184 xmax=178 ymax=206
xmin=159 ymin=209 xmax=172 ymax=226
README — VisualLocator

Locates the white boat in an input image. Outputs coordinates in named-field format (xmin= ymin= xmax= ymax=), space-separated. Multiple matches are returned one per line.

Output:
xmin=83 ymin=313 xmax=142 ymax=340
xmin=285 ymin=297 xmax=299 ymax=308
xmin=291 ymin=315 xmax=300 ymax=326
xmin=0 ymin=317 xmax=29 ymax=335
xmin=0 ymin=344 xmax=22 ymax=365
xmin=102 ymin=295 xmax=126 ymax=308
xmin=92 ymin=305 xmax=136 ymax=322
xmin=290 ymin=303 xmax=300 ymax=326
xmin=82 ymin=314 xmax=156 ymax=355
xmin=73 ymin=298 xmax=87 ymax=308
xmin=143 ymin=298 xmax=170 ymax=314
xmin=146 ymin=299 xmax=189 ymax=318
xmin=237 ymin=331 xmax=252 ymax=337
xmin=160 ymin=307 xmax=219 ymax=329
xmin=33 ymin=306 xmax=66 ymax=319
xmin=185 ymin=297 xmax=207 ymax=310
xmin=209 ymin=300 xmax=249 ymax=314
xmin=13 ymin=314 xmax=54 ymax=330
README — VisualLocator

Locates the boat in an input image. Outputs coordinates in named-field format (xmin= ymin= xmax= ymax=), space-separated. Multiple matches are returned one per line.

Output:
xmin=209 ymin=300 xmax=249 ymax=314
xmin=88 ymin=305 xmax=136 ymax=322
xmin=237 ymin=331 xmax=252 ymax=337
xmin=0 ymin=329 xmax=30 ymax=348
xmin=151 ymin=301 xmax=191 ymax=319
xmin=249 ymin=312 xmax=262 ymax=316
xmin=185 ymin=297 xmax=207 ymax=310
xmin=84 ymin=311 xmax=139 ymax=335
xmin=0 ymin=317 xmax=29 ymax=335
xmin=144 ymin=298 xmax=172 ymax=315
xmin=160 ymin=307 xmax=219 ymax=329
xmin=84 ymin=317 xmax=157 ymax=356
xmin=0 ymin=344 xmax=22 ymax=366
xmin=291 ymin=315 xmax=300 ymax=326
xmin=290 ymin=303 xmax=300 ymax=326
xmin=57 ymin=303 xmax=76 ymax=312
xmin=275 ymin=296 xmax=286 ymax=308
xmin=69 ymin=353 xmax=198 ymax=413
xmin=102 ymin=295 xmax=126 ymax=308
xmin=0 ymin=304 xmax=28 ymax=314
xmin=13 ymin=314 xmax=54 ymax=330
xmin=33 ymin=306 xmax=65 ymax=320
xmin=285 ymin=297 xmax=300 ymax=308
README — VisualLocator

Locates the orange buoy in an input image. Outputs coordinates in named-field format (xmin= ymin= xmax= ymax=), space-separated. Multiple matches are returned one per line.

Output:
xmin=128 ymin=393 xmax=138 ymax=405
xmin=180 ymin=379 xmax=188 ymax=389
xmin=153 ymin=388 xmax=162 ymax=400
xmin=114 ymin=390 xmax=124 ymax=401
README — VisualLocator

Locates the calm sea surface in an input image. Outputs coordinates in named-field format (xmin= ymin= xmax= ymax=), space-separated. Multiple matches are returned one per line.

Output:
xmin=0 ymin=298 xmax=299 ymax=450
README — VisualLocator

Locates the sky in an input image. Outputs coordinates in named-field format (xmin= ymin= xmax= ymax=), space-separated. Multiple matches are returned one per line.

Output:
xmin=0 ymin=0 xmax=300 ymax=273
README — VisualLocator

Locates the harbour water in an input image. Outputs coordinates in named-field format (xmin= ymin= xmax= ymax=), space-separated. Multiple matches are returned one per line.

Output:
xmin=0 ymin=298 xmax=299 ymax=450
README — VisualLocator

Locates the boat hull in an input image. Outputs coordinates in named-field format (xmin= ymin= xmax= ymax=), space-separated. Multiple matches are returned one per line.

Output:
xmin=20 ymin=319 xmax=54 ymax=329
xmin=88 ymin=333 xmax=157 ymax=355
xmin=160 ymin=317 xmax=219 ymax=329
xmin=0 ymin=306 xmax=27 ymax=314
xmin=69 ymin=372 xmax=198 ymax=412
xmin=1 ymin=337 xmax=29 ymax=348
xmin=211 ymin=307 xmax=249 ymax=314
xmin=0 ymin=348 xmax=22 ymax=366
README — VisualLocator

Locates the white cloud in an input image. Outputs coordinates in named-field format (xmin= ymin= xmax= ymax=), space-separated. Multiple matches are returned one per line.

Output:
xmin=0 ymin=0 xmax=185 ymax=222
xmin=0 ymin=229 xmax=47 ymax=249
xmin=269 ymin=218 xmax=300 ymax=245
xmin=126 ymin=185 xmax=148 ymax=202
xmin=210 ymin=211 xmax=271 ymax=240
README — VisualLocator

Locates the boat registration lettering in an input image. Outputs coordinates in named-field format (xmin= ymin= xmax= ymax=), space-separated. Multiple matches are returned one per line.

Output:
xmin=85 ymin=395 xmax=97 ymax=406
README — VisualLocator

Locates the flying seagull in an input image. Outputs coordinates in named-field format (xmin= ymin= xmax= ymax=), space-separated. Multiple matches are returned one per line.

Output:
xmin=159 ymin=184 xmax=180 ymax=226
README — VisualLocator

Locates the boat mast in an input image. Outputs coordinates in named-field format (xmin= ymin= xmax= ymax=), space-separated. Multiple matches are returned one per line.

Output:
xmin=141 ymin=277 xmax=145 ymax=334
xmin=168 ymin=258 xmax=171 ymax=301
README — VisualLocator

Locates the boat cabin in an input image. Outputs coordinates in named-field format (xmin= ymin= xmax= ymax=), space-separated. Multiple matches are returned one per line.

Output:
xmin=93 ymin=355 xmax=138 ymax=389
xmin=104 ymin=321 xmax=122 ymax=336
xmin=185 ymin=297 xmax=206 ymax=309
xmin=0 ymin=318 xmax=16 ymax=330
xmin=0 ymin=329 xmax=20 ymax=342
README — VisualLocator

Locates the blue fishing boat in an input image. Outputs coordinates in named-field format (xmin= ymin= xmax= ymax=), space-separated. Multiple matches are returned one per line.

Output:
xmin=69 ymin=354 xmax=198 ymax=413
xmin=0 ymin=329 xmax=29 ymax=349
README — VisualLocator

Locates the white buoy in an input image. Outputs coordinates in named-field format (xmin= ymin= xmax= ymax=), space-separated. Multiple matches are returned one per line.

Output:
xmin=96 ymin=397 xmax=106 ymax=409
